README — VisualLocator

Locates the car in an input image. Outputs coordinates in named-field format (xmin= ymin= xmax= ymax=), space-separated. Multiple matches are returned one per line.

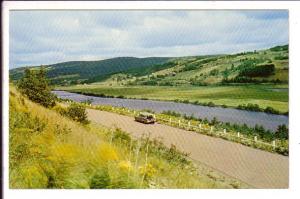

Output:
xmin=134 ymin=112 xmax=156 ymax=124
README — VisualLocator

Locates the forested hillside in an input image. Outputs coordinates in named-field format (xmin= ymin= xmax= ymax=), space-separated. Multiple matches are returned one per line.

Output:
xmin=10 ymin=44 xmax=288 ymax=86
xmin=10 ymin=57 xmax=172 ymax=85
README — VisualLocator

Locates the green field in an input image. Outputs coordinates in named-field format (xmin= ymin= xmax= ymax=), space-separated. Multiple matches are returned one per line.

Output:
xmin=57 ymin=84 xmax=289 ymax=113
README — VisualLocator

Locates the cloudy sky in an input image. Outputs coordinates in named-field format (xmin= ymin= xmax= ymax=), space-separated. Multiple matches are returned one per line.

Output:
xmin=9 ymin=10 xmax=288 ymax=68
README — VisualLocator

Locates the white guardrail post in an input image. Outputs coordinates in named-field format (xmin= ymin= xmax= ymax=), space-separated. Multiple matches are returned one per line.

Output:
xmin=149 ymin=115 xmax=284 ymax=152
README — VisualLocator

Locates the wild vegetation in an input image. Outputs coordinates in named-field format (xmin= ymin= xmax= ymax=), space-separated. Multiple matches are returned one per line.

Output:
xmin=10 ymin=86 xmax=247 ymax=188
xmin=10 ymin=68 xmax=246 ymax=188
xmin=53 ymin=103 xmax=90 ymax=125
xmin=17 ymin=67 xmax=56 ymax=108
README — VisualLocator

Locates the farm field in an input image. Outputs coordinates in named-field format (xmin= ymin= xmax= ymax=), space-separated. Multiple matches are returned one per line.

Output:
xmin=57 ymin=84 xmax=289 ymax=113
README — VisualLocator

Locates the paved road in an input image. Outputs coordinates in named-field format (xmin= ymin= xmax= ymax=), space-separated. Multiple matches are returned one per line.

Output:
xmin=87 ymin=109 xmax=289 ymax=188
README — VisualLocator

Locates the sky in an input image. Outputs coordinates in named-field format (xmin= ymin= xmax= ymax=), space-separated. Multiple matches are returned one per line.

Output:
xmin=9 ymin=10 xmax=288 ymax=69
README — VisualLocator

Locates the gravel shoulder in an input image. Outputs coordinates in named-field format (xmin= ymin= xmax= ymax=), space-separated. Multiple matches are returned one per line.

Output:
xmin=87 ymin=109 xmax=289 ymax=188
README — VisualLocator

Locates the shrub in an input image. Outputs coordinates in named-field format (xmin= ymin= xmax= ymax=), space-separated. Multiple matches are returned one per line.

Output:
xmin=209 ymin=69 xmax=219 ymax=76
xmin=239 ymin=64 xmax=275 ymax=77
xmin=182 ymin=63 xmax=200 ymax=71
xmin=17 ymin=67 xmax=56 ymax=108
xmin=182 ymin=99 xmax=190 ymax=104
xmin=207 ymin=101 xmax=215 ymax=107
xmin=112 ymin=128 xmax=131 ymax=143
xmin=141 ymin=80 xmax=158 ymax=85
xmin=183 ymin=114 xmax=197 ymax=120
xmin=210 ymin=117 xmax=219 ymax=125
xmin=275 ymin=124 xmax=289 ymax=140
xmin=274 ymin=55 xmax=288 ymax=60
xmin=264 ymin=106 xmax=280 ymax=114
xmin=65 ymin=103 xmax=89 ymax=124
xmin=162 ymin=110 xmax=181 ymax=117
xmin=81 ymin=98 xmax=93 ymax=105
xmin=165 ymin=144 xmax=189 ymax=165
xmin=237 ymin=103 xmax=261 ymax=112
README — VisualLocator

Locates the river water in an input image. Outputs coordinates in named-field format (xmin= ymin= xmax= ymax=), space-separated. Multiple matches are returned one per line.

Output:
xmin=53 ymin=90 xmax=288 ymax=131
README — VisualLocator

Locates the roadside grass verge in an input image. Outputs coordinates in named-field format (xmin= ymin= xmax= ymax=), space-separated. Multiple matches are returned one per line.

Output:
xmin=73 ymin=102 xmax=288 ymax=156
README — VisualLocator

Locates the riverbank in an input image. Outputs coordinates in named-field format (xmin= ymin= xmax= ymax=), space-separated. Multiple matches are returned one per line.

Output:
xmin=55 ymin=84 xmax=288 ymax=115
xmin=53 ymin=90 xmax=289 ymax=132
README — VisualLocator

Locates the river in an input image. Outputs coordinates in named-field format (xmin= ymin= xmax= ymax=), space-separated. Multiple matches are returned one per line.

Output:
xmin=53 ymin=90 xmax=288 ymax=131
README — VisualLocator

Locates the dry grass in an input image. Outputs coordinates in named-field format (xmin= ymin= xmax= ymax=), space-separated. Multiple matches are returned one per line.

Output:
xmin=9 ymin=86 xmax=244 ymax=189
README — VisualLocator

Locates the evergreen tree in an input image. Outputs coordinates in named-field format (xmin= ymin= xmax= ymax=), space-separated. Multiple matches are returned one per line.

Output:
xmin=17 ymin=67 xmax=56 ymax=107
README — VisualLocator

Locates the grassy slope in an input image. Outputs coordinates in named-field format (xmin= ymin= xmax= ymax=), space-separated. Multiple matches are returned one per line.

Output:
xmin=58 ymin=84 xmax=288 ymax=113
xmin=9 ymin=86 xmax=245 ymax=188
xmin=110 ymin=45 xmax=288 ymax=86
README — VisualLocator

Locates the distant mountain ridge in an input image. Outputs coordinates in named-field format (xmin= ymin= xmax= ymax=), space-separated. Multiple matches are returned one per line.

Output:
xmin=9 ymin=44 xmax=288 ymax=86
xmin=10 ymin=56 xmax=173 ymax=84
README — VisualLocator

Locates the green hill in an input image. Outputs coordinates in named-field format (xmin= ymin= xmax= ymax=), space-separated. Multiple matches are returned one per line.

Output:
xmin=10 ymin=44 xmax=288 ymax=86
xmin=10 ymin=57 xmax=173 ymax=85
xmin=127 ymin=45 xmax=288 ymax=86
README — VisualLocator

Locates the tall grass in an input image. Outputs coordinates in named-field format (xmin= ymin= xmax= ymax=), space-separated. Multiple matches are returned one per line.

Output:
xmin=9 ymin=86 xmax=244 ymax=188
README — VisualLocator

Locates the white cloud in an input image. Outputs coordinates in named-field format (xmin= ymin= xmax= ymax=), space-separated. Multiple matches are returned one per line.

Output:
xmin=9 ymin=10 xmax=288 ymax=68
